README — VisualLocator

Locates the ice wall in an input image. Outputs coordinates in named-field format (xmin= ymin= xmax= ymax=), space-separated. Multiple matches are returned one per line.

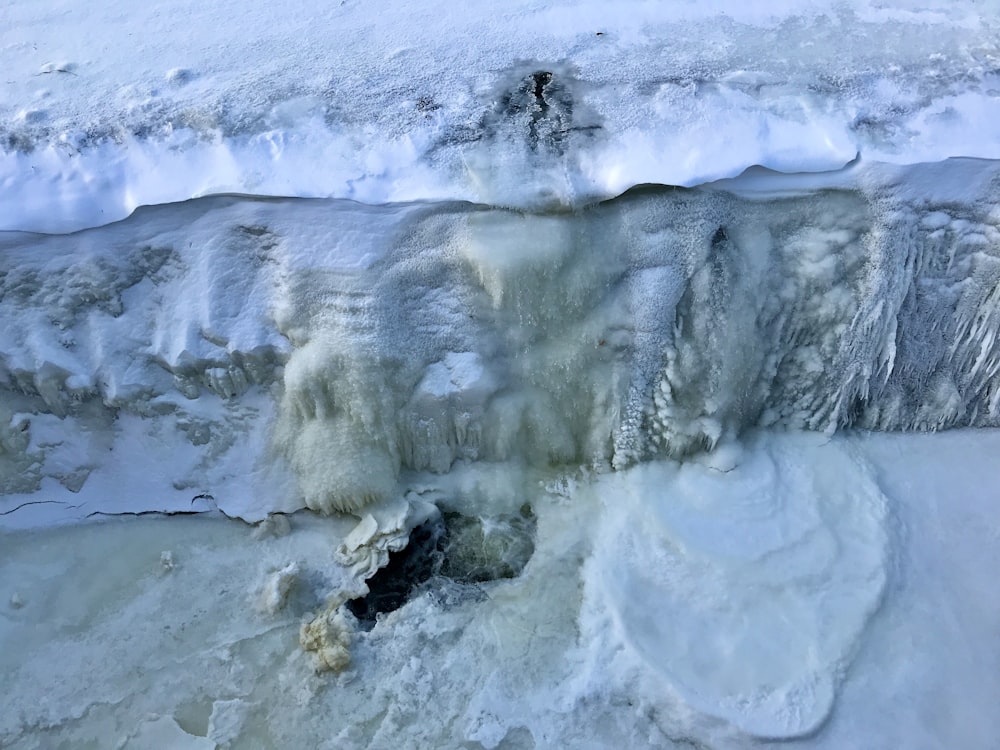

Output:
xmin=2 ymin=2 xmax=999 ymax=232
xmin=2 ymin=159 xmax=998 ymax=521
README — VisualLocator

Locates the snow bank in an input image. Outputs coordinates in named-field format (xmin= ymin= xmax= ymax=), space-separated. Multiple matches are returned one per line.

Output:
xmin=2 ymin=0 xmax=999 ymax=232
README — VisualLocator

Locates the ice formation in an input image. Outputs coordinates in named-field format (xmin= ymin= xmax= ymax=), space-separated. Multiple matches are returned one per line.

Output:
xmin=586 ymin=435 xmax=889 ymax=737
xmin=2 ymin=164 xmax=999 ymax=520
xmin=3 ymin=0 xmax=1000 ymax=748
xmin=257 ymin=561 xmax=300 ymax=614
xmin=300 ymin=595 xmax=354 ymax=674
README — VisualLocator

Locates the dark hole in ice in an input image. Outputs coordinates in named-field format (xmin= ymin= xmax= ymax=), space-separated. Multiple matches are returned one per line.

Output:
xmin=532 ymin=71 xmax=553 ymax=101
xmin=345 ymin=517 xmax=446 ymax=625
xmin=346 ymin=504 xmax=536 ymax=628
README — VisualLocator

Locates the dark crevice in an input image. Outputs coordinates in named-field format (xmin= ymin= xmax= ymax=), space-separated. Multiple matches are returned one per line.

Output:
xmin=346 ymin=505 xmax=536 ymax=628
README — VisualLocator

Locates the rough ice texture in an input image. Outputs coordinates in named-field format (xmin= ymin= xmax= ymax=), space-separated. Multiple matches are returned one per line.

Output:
xmin=257 ymin=562 xmax=300 ymax=615
xmin=2 ymin=160 xmax=998 ymax=522
xmin=3 ymin=433 xmax=998 ymax=748
xmin=300 ymin=597 xmax=354 ymax=674
xmin=2 ymin=1 xmax=1000 ymax=232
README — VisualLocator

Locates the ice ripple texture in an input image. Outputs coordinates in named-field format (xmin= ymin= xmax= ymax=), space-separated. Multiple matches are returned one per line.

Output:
xmin=584 ymin=435 xmax=888 ymax=737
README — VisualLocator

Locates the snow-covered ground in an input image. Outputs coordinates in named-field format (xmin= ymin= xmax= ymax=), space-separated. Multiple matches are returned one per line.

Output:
xmin=3 ymin=0 xmax=1000 ymax=232
xmin=2 ymin=1 xmax=999 ymax=748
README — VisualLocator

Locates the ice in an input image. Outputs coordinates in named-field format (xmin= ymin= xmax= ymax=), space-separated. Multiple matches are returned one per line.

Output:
xmin=4 ymin=163 xmax=999 ymax=523
xmin=584 ymin=434 xmax=888 ymax=737
xmin=1 ymin=433 xmax=998 ymax=748
xmin=3 ymin=0 xmax=1000 ymax=747
xmin=2 ymin=165 xmax=995 ymax=745
xmin=257 ymin=561 xmax=300 ymax=615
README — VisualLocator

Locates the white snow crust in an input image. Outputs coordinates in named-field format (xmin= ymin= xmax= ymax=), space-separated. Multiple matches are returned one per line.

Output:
xmin=3 ymin=1 xmax=1000 ymax=747
xmin=3 ymin=0 xmax=1000 ymax=232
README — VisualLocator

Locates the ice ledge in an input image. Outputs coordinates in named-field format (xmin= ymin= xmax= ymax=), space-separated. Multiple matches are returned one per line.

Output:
xmin=3 ymin=129 xmax=999 ymax=235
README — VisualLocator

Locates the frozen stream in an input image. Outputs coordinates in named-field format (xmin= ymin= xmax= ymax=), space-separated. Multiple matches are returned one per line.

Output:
xmin=1 ymin=167 xmax=999 ymax=747
xmin=3 ymin=2 xmax=1000 ymax=746
xmin=2 ymin=430 xmax=999 ymax=749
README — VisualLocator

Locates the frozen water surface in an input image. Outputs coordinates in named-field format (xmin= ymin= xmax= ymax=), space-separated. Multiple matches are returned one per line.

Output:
xmin=2 ymin=0 xmax=1000 ymax=747
xmin=2 ymin=432 xmax=999 ymax=748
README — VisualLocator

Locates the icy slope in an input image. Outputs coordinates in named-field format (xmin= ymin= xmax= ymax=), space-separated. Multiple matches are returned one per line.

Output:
xmin=3 ymin=0 xmax=1000 ymax=231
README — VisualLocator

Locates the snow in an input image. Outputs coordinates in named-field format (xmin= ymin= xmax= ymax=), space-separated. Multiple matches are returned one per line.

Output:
xmin=2 ymin=0 xmax=1000 ymax=747
xmin=3 ymin=0 xmax=1000 ymax=232
xmin=1 ymin=432 xmax=998 ymax=748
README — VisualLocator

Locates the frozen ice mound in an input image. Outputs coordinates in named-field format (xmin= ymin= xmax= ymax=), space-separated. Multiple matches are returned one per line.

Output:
xmin=2 ymin=159 xmax=999 ymax=523
xmin=584 ymin=434 xmax=888 ymax=737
